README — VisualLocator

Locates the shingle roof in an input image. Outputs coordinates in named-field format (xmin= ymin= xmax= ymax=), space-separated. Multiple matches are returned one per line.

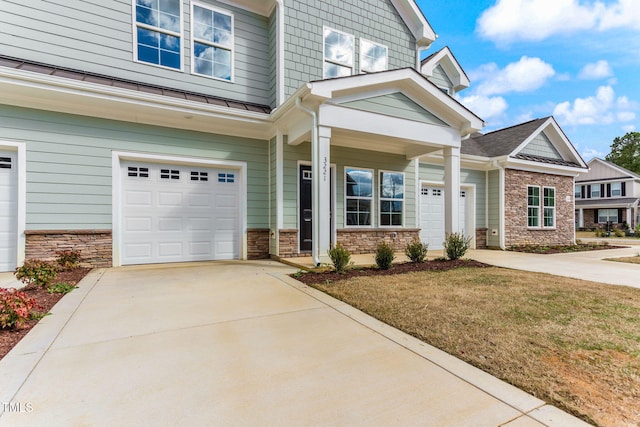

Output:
xmin=513 ymin=153 xmax=582 ymax=168
xmin=0 ymin=55 xmax=272 ymax=114
xmin=576 ymin=198 xmax=639 ymax=207
xmin=463 ymin=117 xmax=548 ymax=157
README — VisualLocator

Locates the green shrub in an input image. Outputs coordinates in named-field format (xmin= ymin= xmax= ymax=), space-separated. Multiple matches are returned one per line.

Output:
xmin=613 ymin=228 xmax=625 ymax=238
xmin=55 ymin=249 xmax=82 ymax=270
xmin=47 ymin=282 xmax=77 ymax=295
xmin=444 ymin=232 xmax=472 ymax=260
xmin=328 ymin=243 xmax=351 ymax=274
xmin=594 ymin=228 xmax=606 ymax=237
xmin=375 ymin=241 xmax=395 ymax=270
xmin=0 ymin=288 xmax=39 ymax=329
xmin=14 ymin=259 xmax=58 ymax=288
xmin=404 ymin=238 xmax=428 ymax=263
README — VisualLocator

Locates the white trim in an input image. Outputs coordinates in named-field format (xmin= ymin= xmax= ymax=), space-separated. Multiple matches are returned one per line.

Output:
xmin=0 ymin=140 xmax=26 ymax=268
xmin=499 ymin=167 xmax=506 ymax=249
xmin=359 ymin=38 xmax=388 ymax=74
xmin=276 ymin=132 xmax=284 ymax=229
xmin=379 ymin=169 xmax=405 ymax=227
xmin=132 ymin=0 xmax=185 ymax=72
xmin=190 ymin=1 xmax=235 ymax=83
xmin=344 ymin=166 xmax=375 ymax=228
xmin=111 ymin=151 xmax=247 ymax=267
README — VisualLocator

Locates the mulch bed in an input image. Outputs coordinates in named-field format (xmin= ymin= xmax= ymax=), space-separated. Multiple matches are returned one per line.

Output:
xmin=509 ymin=243 xmax=626 ymax=254
xmin=0 ymin=268 xmax=91 ymax=361
xmin=292 ymin=259 xmax=490 ymax=285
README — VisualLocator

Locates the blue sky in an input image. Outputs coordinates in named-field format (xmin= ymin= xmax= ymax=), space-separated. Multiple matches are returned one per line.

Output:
xmin=415 ymin=0 xmax=640 ymax=161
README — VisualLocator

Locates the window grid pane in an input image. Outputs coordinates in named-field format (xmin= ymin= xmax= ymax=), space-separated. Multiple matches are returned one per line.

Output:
xmin=135 ymin=0 xmax=181 ymax=69
xmin=345 ymin=168 xmax=372 ymax=226
xmin=192 ymin=5 xmax=233 ymax=81
xmin=379 ymin=172 xmax=404 ymax=226
xmin=360 ymin=39 xmax=388 ymax=73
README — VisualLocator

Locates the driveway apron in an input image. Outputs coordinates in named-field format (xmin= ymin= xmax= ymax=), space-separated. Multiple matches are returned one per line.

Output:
xmin=0 ymin=261 xmax=586 ymax=426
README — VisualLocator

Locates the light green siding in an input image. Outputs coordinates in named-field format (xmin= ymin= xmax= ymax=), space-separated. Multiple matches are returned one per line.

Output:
xmin=418 ymin=163 xmax=487 ymax=227
xmin=429 ymin=65 xmax=454 ymax=93
xmin=487 ymin=169 xmax=501 ymax=247
xmin=267 ymin=10 xmax=278 ymax=108
xmin=0 ymin=1 xmax=272 ymax=105
xmin=282 ymin=141 xmax=416 ymax=229
xmin=520 ymin=132 xmax=562 ymax=159
xmin=1 ymin=105 xmax=269 ymax=229
xmin=283 ymin=0 xmax=416 ymax=97
xmin=340 ymin=93 xmax=446 ymax=125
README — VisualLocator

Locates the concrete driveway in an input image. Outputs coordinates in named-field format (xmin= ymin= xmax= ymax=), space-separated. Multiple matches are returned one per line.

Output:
xmin=0 ymin=261 xmax=586 ymax=426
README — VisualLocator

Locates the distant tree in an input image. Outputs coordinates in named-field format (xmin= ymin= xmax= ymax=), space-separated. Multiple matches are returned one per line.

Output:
xmin=605 ymin=132 xmax=640 ymax=174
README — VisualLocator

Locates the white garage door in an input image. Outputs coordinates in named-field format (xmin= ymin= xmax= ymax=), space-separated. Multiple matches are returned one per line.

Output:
xmin=121 ymin=161 xmax=241 ymax=265
xmin=0 ymin=151 xmax=18 ymax=272
xmin=420 ymin=186 xmax=467 ymax=250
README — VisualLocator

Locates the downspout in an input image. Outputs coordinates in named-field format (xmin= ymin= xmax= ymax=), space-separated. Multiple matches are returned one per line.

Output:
xmin=295 ymin=97 xmax=320 ymax=266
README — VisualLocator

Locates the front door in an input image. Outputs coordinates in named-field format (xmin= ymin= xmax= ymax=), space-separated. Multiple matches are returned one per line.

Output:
xmin=299 ymin=165 xmax=313 ymax=252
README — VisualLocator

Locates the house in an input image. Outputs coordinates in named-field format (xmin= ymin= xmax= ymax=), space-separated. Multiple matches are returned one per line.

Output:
xmin=575 ymin=158 xmax=640 ymax=231
xmin=0 ymin=0 xmax=586 ymax=273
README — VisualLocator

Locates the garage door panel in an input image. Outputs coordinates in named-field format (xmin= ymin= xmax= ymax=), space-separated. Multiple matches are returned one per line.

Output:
xmin=125 ymin=191 xmax=152 ymax=206
xmin=158 ymin=217 xmax=182 ymax=231
xmin=189 ymin=242 xmax=211 ymax=256
xmin=189 ymin=218 xmax=211 ymax=231
xmin=125 ymin=217 xmax=152 ymax=232
xmin=158 ymin=242 xmax=183 ymax=257
xmin=124 ymin=243 xmax=152 ymax=259
xmin=158 ymin=192 xmax=183 ymax=207
xmin=188 ymin=193 xmax=210 ymax=206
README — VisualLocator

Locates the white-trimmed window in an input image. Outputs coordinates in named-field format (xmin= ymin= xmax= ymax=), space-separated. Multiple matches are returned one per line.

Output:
xmin=528 ymin=186 xmax=555 ymax=228
xmin=323 ymin=27 xmax=354 ymax=78
xmin=598 ymin=209 xmax=619 ymax=223
xmin=611 ymin=182 xmax=622 ymax=197
xmin=379 ymin=171 xmax=404 ymax=226
xmin=191 ymin=2 xmax=233 ymax=81
xmin=574 ymin=185 xmax=581 ymax=199
xmin=345 ymin=168 xmax=373 ymax=227
xmin=359 ymin=39 xmax=387 ymax=73
xmin=591 ymin=185 xmax=601 ymax=198
xmin=134 ymin=0 xmax=182 ymax=70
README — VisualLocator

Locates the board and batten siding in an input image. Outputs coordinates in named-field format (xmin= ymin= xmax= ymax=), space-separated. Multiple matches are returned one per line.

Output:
xmin=487 ymin=169 xmax=501 ymax=247
xmin=0 ymin=0 xmax=273 ymax=106
xmin=283 ymin=0 xmax=416 ymax=98
xmin=418 ymin=164 xmax=487 ymax=227
xmin=339 ymin=93 xmax=447 ymax=125
xmin=0 ymin=105 xmax=269 ymax=230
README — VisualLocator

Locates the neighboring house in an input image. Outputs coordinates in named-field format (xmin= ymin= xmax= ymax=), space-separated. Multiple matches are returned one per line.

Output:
xmin=0 ymin=0 xmax=586 ymax=272
xmin=575 ymin=158 xmax=640 ymax=231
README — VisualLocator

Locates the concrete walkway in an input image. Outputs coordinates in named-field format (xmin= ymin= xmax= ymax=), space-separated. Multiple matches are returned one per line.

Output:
xmin=0 ymin=261 xmax=587 ymax=426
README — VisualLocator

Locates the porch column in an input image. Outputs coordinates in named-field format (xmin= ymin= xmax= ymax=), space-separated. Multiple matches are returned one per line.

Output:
xmin=315 ymin=126 xmax=331 ymax=263
xmin=578 ymin=208 xmax=584 ymax=229
xmin=627 ymin=207 xmax=632 ymax=229
xmin=444 ymin=146 xmax=461 ymax=235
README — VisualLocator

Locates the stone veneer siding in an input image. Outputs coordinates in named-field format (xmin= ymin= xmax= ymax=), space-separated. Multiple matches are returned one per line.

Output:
xmin=337 ymin=228 xmax=420 ymax=254
xmin=475 ymin=228 xmax=488 ymax=249
xmin=277 ymin=229 xmax=299 ymax=257
xmin=504 ymin=169 xmax=575 ymax=247
xmin=25 ymin=230 xmax=112 ymax=268
xmin=247 ymin=228 xmax=270 ymax=259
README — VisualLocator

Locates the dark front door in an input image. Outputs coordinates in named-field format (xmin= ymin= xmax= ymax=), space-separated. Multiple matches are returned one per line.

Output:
xmin=299 ymin=165 xmax=313 ymax=252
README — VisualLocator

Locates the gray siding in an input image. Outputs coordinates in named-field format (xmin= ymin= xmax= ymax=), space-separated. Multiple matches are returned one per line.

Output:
xmin=429 ymin=64 xmax=454 ymax=94
xmin=340 ymin=93 xmax=446 ymax=125
xmin=487 ymin=169 xmax=501 ymax=247
xmin=520 ymin=132 xmax=562 ymax=159
xmin=283 ymin=0 xmax=416 ymax=97
xmin=1 ymin=105 xmax=269 ymax=229
xmin=0 ymin=0 xmax=272 ymax=105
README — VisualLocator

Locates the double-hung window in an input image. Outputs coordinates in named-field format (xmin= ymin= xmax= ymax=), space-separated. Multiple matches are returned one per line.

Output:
xmin=191 ymin=2 xmax=233 ymax=81
xmin=323 ymin=27 xmax=354 ymax=78
xmin=591 ymin=185 xmax=601 ymax=198
xmin=574 ymin=185 xmax=581 ymax=199
xmin=598 ymin=209 xmax=618 ymax=223
xmin=379 ymin=171 xmax=404 ymax=226
xmin=611 ymin=182 xmax=622 ymax=197
xmin=345 ymin=168 xmax=373 ymax=226
xmin=528 ymin=186 xmax=555 ymax=228
xmin=134 ymin=0 xmax=182 ymax=70
xmin=359 ymin=39 xmax=387 ymax=73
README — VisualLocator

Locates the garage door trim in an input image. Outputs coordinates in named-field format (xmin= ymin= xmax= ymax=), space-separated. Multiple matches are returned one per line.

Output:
xmin=112 ymin=151 xmax=247 ymax=267
xmin=0 ymin=141 xmax=26 ymax=272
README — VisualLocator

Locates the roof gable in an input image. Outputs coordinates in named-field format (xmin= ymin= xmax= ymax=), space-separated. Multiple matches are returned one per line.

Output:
xmin=339 ymin=92 xmax=446 ymax=126
xmin=579 ymin=158 xmax=640 ymax=181
xmin=420 ymin=46 xmax=470 ymax=92
xmin=520 ymin=131 xmax=562 ymax=160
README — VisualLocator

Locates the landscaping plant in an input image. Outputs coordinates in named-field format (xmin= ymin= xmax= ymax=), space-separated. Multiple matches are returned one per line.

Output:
xmin=0 ymin=288 xmax=39 ymax=329
xmin=328 ymin=243 xmax=351 ymax=274
xmin=14 ymin=259 xmax=58 ymax=287
xmin=404 ymin=238 xmax=428 ymax=263
xmin=47 ymin=282 xmax=77 ymax=295
xmin=375 ymin=241 xmax=395 ymax=270
xmin=55 ymin=249 xmax=82 ymax=270
xmin=443 ymin=232 xmax=471 ymax=260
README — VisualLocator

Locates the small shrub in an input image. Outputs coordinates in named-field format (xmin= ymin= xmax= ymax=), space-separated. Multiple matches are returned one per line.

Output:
xmin=0 ymin=288 xmax=38 ymax=329
xmin=375 ymin=241 xmax=395 ymax=270
xmin=613 ymin=228 xmax=625 ymax=238
xmin=328 ymin=243 xmax=351 ymax=274
xmin=55 ymin=249 xmax=81 ymax=270
xmin=444 ymin=232 xmax=472 ymax=260
xmin=47 ymin=282 xmax=77 ymax=295
xmin=14 ymin=259 xmax=58 ymax=287
xmin=404 ymin=238 xmax=428 ymax=263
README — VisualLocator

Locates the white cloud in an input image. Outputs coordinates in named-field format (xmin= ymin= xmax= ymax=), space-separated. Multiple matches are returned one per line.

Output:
xmin=581 ymin=147 xmax=605 ymax=160
xmin=458 ymin=95 xmax=508 ymax=121
xmin=477 ymin=0 xmax=640 ymax=44
xmin=578 ymin=60 xmax=613 ymax=80
xmin=472 ymin=57 xmax=555 ymax=96
xmin=622 ymin=124 xmax=637 ymax=132
xmin=553 ymin=85 xmax=637 ymax=126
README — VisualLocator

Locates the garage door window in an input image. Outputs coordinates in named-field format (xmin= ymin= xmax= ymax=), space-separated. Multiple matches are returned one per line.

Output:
xmin=380 ymin=171 xmax=404 ymax=226
xmin=218 ymin=172 xmax=235 ymax=183
xmin=161 ymin=169 xmax=180 ymax=180
xmin=190 ymin=171 xmax=209 ymax=181
xmin=0 ymin=157 xmax=11 ymax=169
xmin=127 ymin=166 xmax=149 ymax=178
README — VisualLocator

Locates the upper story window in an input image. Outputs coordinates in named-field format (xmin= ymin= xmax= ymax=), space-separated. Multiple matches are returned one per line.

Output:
xmin=191 ymin=2 xmax=234 ymax=81
xmin=323 ymin=27 xmax=354 ymax=79
xmin=574 ymin=185 xmax=581 ymax=199
xmin=345 ymin=168 xmax=373 ymax=227
xmin=360 ymin=39 xmax=387 ymax=73
xmin=379 ymin=171 xmax=404 ymax=226
xmin=134 ymin=0 xmax=182 ymax=70
xmin=611 ymin=182 xmax=622 ymax=197
xmin=590 ymin=185 xmax=601 ymax=198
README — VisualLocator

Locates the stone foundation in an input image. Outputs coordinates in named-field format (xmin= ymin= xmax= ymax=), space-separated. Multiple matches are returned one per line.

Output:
xmin=278 ymin=229 xmax=299 ymax=257
xmin=337 ymin=228 xmax=420 ymax=254
xmin=475 ymin=228 xmax=488 ymax=249
xmin=25 ymin=230 xmax=112 ymax=268
xmin=247 ymin=228 xmax=269 ymax=259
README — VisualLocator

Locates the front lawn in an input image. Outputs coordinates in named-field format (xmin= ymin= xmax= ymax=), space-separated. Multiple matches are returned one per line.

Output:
xmin=308 ymin=266 xmax=640 ymax=426
xmin=606 ymin=255 xmax=640 ymax=265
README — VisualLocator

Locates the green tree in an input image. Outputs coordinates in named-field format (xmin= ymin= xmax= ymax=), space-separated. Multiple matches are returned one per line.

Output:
xmin=605 ymin=132 xmax=640 ymax=173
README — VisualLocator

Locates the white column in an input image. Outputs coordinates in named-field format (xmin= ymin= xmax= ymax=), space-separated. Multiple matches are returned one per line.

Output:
xmin=316 ymin=126 xmax=331 ymax=263
xmin=578 ymin=208 xmax=584 ymax=229
xmin=444 ymin=147 xmax=461 ymax=235
xmin=626 ymin=207 xmax=632 ymax=229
